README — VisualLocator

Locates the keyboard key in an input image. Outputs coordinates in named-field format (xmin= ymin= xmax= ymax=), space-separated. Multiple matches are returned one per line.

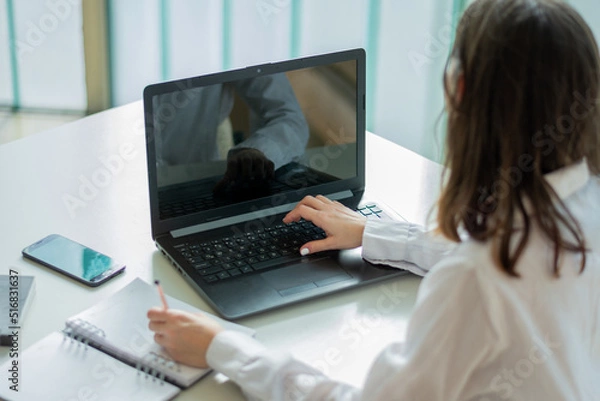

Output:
xmin=217 ymin=271 xmax=231 ymax=280
xmin=197 ymin=265 xmax=223 ymax=276
xmin=204 ymin=275 xmax=218 ymax=283
xmin=221 ymin=262 xmax=235 ymax=270
xmin=240 ymin=266 xmax=254 ymax=274
xmin=251 ymin=255 xmax=301 ymax=271
xmin=192 ymin=261 xmax=212 ymax=270
xmin=228 ymin=268 xmax=242 ymax=276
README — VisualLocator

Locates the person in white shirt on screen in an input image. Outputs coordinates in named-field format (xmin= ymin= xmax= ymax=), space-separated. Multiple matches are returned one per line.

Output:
xmin=153 ymin=73 xmax=309 ymax=191
xmin=147 ymin=0 xmax=600 ymax=399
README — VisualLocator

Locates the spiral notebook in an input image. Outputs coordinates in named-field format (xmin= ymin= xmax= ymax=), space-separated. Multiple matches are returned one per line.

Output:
xmin=0 ymin=278 xmax=254 ymax=401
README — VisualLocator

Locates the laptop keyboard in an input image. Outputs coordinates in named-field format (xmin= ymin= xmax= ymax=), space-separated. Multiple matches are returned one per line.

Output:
xmin=173 ymin=203 xmax=387 ymax=284
xmin=174 ymin=220 xmax=326 ymax=283
xmin=356 ymin=203 xmax=385 ymax=218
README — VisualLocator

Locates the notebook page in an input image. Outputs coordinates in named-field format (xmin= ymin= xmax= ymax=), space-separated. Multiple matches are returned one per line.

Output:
xmin=65 ymin=278 xmax=254 ymax=387
xmin=0 ymin=332 xmax=180 ymax=401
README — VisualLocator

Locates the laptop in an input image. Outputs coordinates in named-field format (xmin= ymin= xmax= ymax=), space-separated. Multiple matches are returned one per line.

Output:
xmin=143 ymin=48 xmax=410 ymax=319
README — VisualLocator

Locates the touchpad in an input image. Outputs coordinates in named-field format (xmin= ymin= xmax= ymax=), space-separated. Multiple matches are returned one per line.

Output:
xmin=261 ymin=258 xmax=352 ymax=297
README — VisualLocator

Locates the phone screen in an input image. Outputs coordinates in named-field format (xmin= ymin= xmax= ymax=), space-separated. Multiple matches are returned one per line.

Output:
xmin=24 ymin=235 xmax=121 ymax=282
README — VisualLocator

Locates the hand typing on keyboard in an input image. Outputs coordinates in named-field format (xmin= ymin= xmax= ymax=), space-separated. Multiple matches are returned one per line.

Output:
xmin=283 ymin=195 xmax=367 ymax=256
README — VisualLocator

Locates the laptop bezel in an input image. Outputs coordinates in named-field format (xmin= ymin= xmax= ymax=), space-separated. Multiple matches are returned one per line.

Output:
xmin=143 ymin=48 xmax=367 ymax=241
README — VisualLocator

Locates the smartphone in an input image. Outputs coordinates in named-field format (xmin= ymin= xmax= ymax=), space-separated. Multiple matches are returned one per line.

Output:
xmin=22 ymin=234 xmax=125 ymax=287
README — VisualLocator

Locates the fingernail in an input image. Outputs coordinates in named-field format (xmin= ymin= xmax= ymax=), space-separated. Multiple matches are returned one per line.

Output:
xmin=300 ymin=248 xmax=310 ymax=256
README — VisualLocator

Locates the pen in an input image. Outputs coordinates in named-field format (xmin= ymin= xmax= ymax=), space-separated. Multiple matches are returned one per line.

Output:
xmin=154 ymin=280 xmax=169 ymax=310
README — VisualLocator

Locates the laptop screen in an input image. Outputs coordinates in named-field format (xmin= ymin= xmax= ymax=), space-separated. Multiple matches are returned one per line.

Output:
xmin=144 ymin=49 xmax=366 ymax=238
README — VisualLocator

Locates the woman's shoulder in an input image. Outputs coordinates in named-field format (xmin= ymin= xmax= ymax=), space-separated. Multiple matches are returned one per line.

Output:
xmin=418 ymin=239 xmax=497 ymax=300
xmin=428 ymin=238 xmax=497 ymax=278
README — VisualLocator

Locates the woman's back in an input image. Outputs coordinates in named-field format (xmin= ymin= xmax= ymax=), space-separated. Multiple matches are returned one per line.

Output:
xmin=437 ymin=162 xmax=600 ymax=400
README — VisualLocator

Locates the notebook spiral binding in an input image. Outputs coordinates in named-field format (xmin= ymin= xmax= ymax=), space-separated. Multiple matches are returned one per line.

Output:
xmin=63 ymin=318 xmax=106 ymax=347
xmin=62 ymin=318 xmax=176 ymax=386
xmin=134 ymin=352 xmax=180 ymax=385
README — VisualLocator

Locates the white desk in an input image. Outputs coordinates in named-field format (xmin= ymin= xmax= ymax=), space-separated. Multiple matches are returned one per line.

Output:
xmin=0 ymin=102 xmax=442 ymax=399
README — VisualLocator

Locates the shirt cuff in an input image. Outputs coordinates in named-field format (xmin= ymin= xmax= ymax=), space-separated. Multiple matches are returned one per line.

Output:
xmin=362 ymin=219 xmax=410 ymax=261
xmin=361 ymin=219 xmax=429 ymax=277
xmin=206 ymin=330 xmax=266 ymax=379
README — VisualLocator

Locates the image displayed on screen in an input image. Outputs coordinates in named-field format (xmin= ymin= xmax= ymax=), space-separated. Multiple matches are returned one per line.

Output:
xmin=30 ymin=236 xmax=114 ymax=281
xmin=151 ymin=60 xmax=358 ymax=221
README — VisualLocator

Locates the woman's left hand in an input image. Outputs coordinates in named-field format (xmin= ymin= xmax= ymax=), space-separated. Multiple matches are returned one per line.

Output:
xmin=147 ymin=308 xmax=224 ymax=368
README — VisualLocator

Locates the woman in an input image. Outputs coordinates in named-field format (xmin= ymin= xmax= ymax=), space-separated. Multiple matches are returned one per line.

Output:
xmin=148 ymin=0 xmax=600 ymax=399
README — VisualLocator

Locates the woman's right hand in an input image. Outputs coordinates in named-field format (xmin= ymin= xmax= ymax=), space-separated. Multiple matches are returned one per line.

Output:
xmin=283 ymin=195 xmax=367 ymax=255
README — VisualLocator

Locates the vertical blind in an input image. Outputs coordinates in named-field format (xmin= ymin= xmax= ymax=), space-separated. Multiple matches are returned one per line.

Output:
xmin=0 ymin=0 xmax=86 ymax=111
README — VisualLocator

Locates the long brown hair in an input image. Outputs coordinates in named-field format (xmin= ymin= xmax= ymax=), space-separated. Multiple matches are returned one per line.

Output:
xmin=439 ymin=0 xmax=600 ymax=276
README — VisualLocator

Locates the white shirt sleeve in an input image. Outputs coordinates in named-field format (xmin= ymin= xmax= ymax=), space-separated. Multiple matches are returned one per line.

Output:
xmin=233 ymin=74 xmax=309 ymax=170
xmin=361 ymin=219 xmax=458 ymax=276
xmin=206 ymin=257 xmax=500 ymax=401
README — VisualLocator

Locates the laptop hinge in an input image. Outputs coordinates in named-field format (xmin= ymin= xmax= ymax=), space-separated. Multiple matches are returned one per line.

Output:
xmin=170 ymin=190 xmax=353 ymax=238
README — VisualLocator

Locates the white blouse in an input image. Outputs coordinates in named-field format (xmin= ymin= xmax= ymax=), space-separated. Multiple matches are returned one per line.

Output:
xmin=207 ymin=159 xmax=600 ymax=401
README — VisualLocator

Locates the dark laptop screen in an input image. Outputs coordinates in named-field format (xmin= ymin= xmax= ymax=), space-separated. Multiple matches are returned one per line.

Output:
xmin=144 ymin=50 xmax=365 ymax=237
